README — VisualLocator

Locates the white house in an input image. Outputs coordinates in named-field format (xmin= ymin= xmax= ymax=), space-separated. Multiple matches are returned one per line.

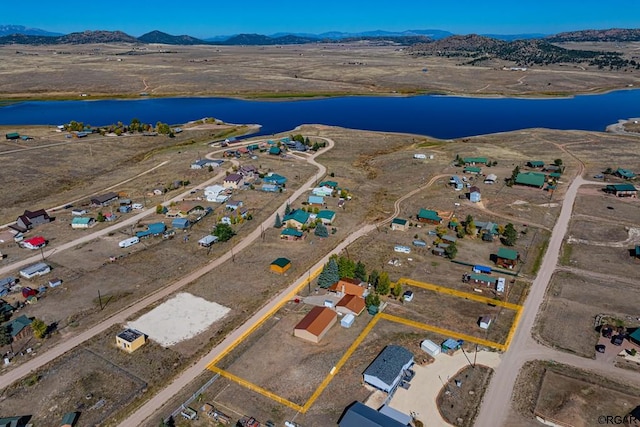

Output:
xmin=198 ymin=235 xmax=218 ymax=247
xmin=484 ymin=174 xmax=497 ymax=184
xmin=204 ymin=185 xmax=227 ymax=202
xmin=20 ymin=262 xmax=51 ymax=279
xmin=312 ymin=186 xmax=334 ymax=197
xmin=363 ymin=345 xmax=414 ymax=393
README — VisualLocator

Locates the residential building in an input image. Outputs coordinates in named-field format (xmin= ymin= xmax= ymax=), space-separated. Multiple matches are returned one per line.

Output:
xmin=4 ymin=314 xmax=33 ymax=341
xmin=463 ymin=166 xmax=482 ymax=174
xmin=60 ymin=412 xmax=79 ymax=427
xmin=71 ymin=217 xmax=96 ymax=229
xmin=268 ymin=146 xmax=281 ymax=156
xmin=136 ymin=222 xmax=166 ymax=238
xmin=91 ymin=192 xmax=118 ymax=206
xmin=469 ymin=186 xmax=481 ymax=202
xmin=198 ymin=235 xmax=218 ymax=247
xmin=21 ymin=236 xmax=46 ymax=250
xmin=463 ymin=157 xmax=488 ymax=165
xmin=263 ymin=173 xmax=287 ymax=185
xmin=468 ymin=273 xmax=497 ymax=286
xmin=391 ymin=218 xmax=409 ymax=231
xmin=293 ymin=306 xmax=337 ymax=343
xmin=115 ymin=328 xmax=146 ymax=353
xmin=239 ymin=164 xmax=258 ymax=178
xmin=71 ymin=208 xmax=88 ymax=216
xmin=515 ymin=172 xmax=546 ymax=189
xmin=614 ymin=168 xmax=636 ymax=180
xmin=417 ymin=208 xmax=442 ymax=224
xmin=338 ymin=402 xmax=408 ymax=427
xmin=526 ymin=160 xmax=545 ymax=168
xmin=19 ymin=262 xmax=51 ymax=279
xmin=172 ymin=218 xmax=190 ymax=229
xmin=223 ymin=173 xmax=244 ymax=189
xmin=308 ymin=195 xmax=324 ymax=205
xmin=204 ymin=184 xmax=227 ymax=202
xmin=190 ymin=159 xmax=222 ymax=169
xmin=261 ymin=184 xmax=279 ymax=192
xmin=312 ymin=186 xmax=334 ymax=197
xmin=336 ymin=294 xmax=366 ymax=316
xmin=283 ymin=209 xmax=310 ymax=230
xmin=484 ymin=173 xmax=497 ymax=184
xmin=329 ymin=278 xmax=367 ymax=298
xmin=496 ymin=247 xmax=519 ymax=268
xmin=226 ymin=200 xmax=244 ymax=210
xmin=604 ymin=184 xmax=637 ymax=197
xmin=319 ymin=180 xmax=338 ymax=189
xmin=317 ymin=210 xmax=336 ymax=225
xmin=363 ymin=345 xmax=414 ymax=393
xmin=13 ymin=209 xmax=51 ymax=232
xmin=5 ymin=132 xmax=20 ymax=140
xmin=475 ymin=221 xmax=499 ymax=236
xmin=280 ymin=228 xmax=305 ymax=241
xmin=270 ymin=257 xmax=291 ymax=274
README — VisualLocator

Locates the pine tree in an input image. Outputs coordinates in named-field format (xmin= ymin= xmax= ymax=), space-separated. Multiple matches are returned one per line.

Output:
xmin=503 ymin=223 xmax=518 ymax=246
xmin=354 ymin=261 xmax=367 ymax=281
xmin=284 ymin=203 xmax=292 ymax=216
xmin=274 ymin=213 xmax=282 ymax=228
xmin=376 ymin=271 xmax=391 ymax=295
xmin=317 ymin=258 xmax=339 ymax=288
xmin=444 ymin=242 xmax=458 ymax=259
xmin=314 ymin=222 xmax=329 ymax=237
xmin=464 ymin=214 xmax=475 ymax=236
xmin=391 ymin=282 xmax=403 ymax=298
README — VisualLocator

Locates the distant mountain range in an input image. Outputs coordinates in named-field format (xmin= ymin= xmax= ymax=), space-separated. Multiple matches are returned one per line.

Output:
xmin=0 ymin=26 xmax=639 ymax=46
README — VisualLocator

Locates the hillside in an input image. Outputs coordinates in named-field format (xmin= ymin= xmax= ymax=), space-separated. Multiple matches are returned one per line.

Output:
xmin=138 ymin=30 xmax=207 ymax=45
xmin=408 ymin=35 xmax=639 ymax=69
xmin=547 ymin=28 xmax=640 ymax=42
xmin=0 ymin=25 xmax=62 ymax=37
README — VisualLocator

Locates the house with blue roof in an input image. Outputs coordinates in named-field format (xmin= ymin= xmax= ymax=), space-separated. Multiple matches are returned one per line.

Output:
xmin=363 ymin=345 xmax=414 ymax=393
xmin=308 ymin=195 xmax=325 ymax=206
xmin=172 ymin=218 xmax=190 ymax=229
xmin=263 ymin=173 xmax=287 ymax=185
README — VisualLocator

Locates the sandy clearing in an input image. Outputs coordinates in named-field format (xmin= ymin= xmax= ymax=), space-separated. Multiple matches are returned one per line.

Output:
xmin=389 ymin=351 xmax=501 ymax=426
xmin=127 ymin=292 xmax=230 ymax=347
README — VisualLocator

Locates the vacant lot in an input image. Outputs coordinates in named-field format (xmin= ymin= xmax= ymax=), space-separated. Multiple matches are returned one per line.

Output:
xmin=573 ymin=190 xmax=640 ymax=227
xmin=1 ymin=43 xmax=638 ymax=99
xmin=437 ymin=365 xmax=494 ymax=427
xmin=513 ymin=360 xmax=640 ymax=427
xmin=535 ymin=271 xmax=640 ymax=358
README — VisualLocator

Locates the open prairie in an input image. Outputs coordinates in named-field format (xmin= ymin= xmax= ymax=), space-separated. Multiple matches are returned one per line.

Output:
xmin=1 ymin=42 xmax=639 ymax=100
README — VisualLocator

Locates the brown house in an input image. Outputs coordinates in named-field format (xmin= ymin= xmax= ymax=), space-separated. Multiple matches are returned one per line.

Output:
xmin=328 ymin=278 xmax=367 ymax=298
xmin=13 ymin=209 xmax=52 ymax=232
xmin=336 ymin=294 xmax=366 ymax=316
xmin=294 ymin=306 xmax=337 ymax=343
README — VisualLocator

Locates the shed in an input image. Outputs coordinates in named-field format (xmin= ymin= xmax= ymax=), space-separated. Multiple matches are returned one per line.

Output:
xmin=294 ymin=306 xmax=337 ymax=343
xmin=378 ymin=405 xmax=413 ymax=426
xmin=479 ymin=316 xmax=492 ymax=329
xmin=48 ymin=278 xmax=63 ymax=288
xmin=341 ymin=313 xmax=355 ymax=328
xmin=116 ymin=328 xmax=146 ymax=353
xmin=60 ymin=411 xmax=79 ymax=427
xmin=261 ymin=184 xmax=279 ymax=192
xmin=484 ymin=173 xmax=497 ymax=184
xmin=421 ymin=339 xmax=441 ymax=357
xmin=442 ymin=338 xmax=462 ymax=352
xmin=270 ymin=257 xmax=291 ymax=274
xmin=496 ymin=277 xmax=506 ymax=293
xmin=198 ymin=235 xmax=218 ymax=247
xmin=391 ymin=218 xmax=409 ymax=231
xmin=172 ymin=218 xmax=190 ymax=229
xmin=473 ymin=265 xmax=492 ymax=274
xmin=363 ymin=345 xmax=414 ymax=393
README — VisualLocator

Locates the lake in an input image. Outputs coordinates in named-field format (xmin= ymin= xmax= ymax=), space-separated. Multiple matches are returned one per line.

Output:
xmin=1 ymin=91 xmax=640 ymax=139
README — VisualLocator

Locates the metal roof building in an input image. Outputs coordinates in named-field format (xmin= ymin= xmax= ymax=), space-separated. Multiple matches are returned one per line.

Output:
xmin=338 ymin=402 xmax=408 ymax=427
xmin=363 ymin=345 xmax=414 ymax=393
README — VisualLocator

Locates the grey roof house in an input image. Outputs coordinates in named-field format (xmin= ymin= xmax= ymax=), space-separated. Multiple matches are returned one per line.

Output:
xmin=363 ymin=345 xmax=414 ymax=393
xmin=338 ymin=402 xmax=408 ymax=427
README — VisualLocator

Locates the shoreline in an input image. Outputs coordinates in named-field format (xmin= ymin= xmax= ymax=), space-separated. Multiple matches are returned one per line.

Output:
xmin=0 ymin=84 xmax=637 ymax=105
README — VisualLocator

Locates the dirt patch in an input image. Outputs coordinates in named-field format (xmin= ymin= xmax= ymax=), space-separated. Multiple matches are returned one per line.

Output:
xmin=437 ymin=365 xmax=494 ymax=427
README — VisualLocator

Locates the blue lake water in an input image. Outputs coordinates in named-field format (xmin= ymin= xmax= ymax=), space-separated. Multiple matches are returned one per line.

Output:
xmin=1 ymin=91 xmax=640 ymax=139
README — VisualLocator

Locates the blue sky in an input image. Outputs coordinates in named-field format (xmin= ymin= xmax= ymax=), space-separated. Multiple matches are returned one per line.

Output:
xmin=5 ymin=0 xmax=640 ymax=38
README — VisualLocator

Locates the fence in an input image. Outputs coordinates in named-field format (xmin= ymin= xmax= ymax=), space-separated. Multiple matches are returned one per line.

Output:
xmin=166 ymin=373 xmax=220 ymax=422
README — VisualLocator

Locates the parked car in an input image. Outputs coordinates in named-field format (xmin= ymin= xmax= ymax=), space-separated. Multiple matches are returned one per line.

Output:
xmin=611 ymin=335 xmax=624 ymax=346
xmin=403 ymin=291 xmax=414 ymax=302
xmin=596 ymin=344 xmax=606 ymax=353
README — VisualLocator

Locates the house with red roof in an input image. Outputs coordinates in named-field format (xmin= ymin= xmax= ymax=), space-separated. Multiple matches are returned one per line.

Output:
xmin=21 ymin=236 xmax=46 ymax=250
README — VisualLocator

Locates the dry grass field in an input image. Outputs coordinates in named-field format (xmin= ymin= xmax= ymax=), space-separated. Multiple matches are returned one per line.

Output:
xmin=535 ymin=271 xmax=640 ymax=358
xmin=512 ymin=361 xmax=640 ymax=427
xmin=1 ymin=42 xmax=639 ymax=100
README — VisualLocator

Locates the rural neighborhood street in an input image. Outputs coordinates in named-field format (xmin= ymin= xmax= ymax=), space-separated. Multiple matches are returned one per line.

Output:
xmin=476 ymin=173 xmax=640 ymax=426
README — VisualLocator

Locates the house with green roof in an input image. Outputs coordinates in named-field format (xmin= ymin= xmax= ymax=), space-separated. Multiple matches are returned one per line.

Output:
xmin=549 ymin=172 xmax=562 ymax=178
xmin=391 ymin=218 xmax=409 ymax=231
xmin=417 ymin=208 xmax=442 ymax=224
xmin=71 ymin=216 xmax=95 ymax=229
xmin=629 ymin=328 xmax=640 ymax=346
xmin=317 ymin=210 xmax=336 ymax=225
xmin=635 ymin=245 xmax=640 ymax=259
xmin=4 ymin=314 xmax=33 ymax=341
xmin=468 ymin=273 xmax=497 ymax=286
xmin=463 ymin=157 xmax=488 ymax=165
xmin=268 ymin=146 xmax=281 ymax=156
xmin=614 ymin=168 xmax=636 ymax=180
xmin=496 ymin=247 xmax=519 ymax=269
xmin=463 ymin=166 xmax=482 ymax=174
xmin=283 ymin=209 xmax=310 ymax=230
xmin=526 ymin=160 xmax=545 ymax=168
xmin=60 ymin=412 xmax=79 ymax=427
xmin=270 ymin=257 xmax=291 ymax=274
xmin=604 ymin=183 xmax=637 ymax=197
xmin=280 ymin=227 xmax=305 ymax=241
xmin=515 ymin=172 xmax=546 ymax=189
xmin=319 ymin=180 xmax=338 ymax=188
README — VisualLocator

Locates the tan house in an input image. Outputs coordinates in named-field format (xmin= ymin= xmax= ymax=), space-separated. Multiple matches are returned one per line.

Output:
xmin=391 ymin=218 xmax=409 ymax=231
xmin=294 ymin=306 xmax=337 ymax=343
xmin=116 ymin=328 xmax=146 ymax=353
xmin=336 ymin=294 xmax=366 ymax=316
xmin=223 ymin=173 xmax=244 ymax=189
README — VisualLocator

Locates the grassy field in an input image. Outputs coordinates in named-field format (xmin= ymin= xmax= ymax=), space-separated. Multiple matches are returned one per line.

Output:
xmin=1 ymin=43 xmax=639 ymax=100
